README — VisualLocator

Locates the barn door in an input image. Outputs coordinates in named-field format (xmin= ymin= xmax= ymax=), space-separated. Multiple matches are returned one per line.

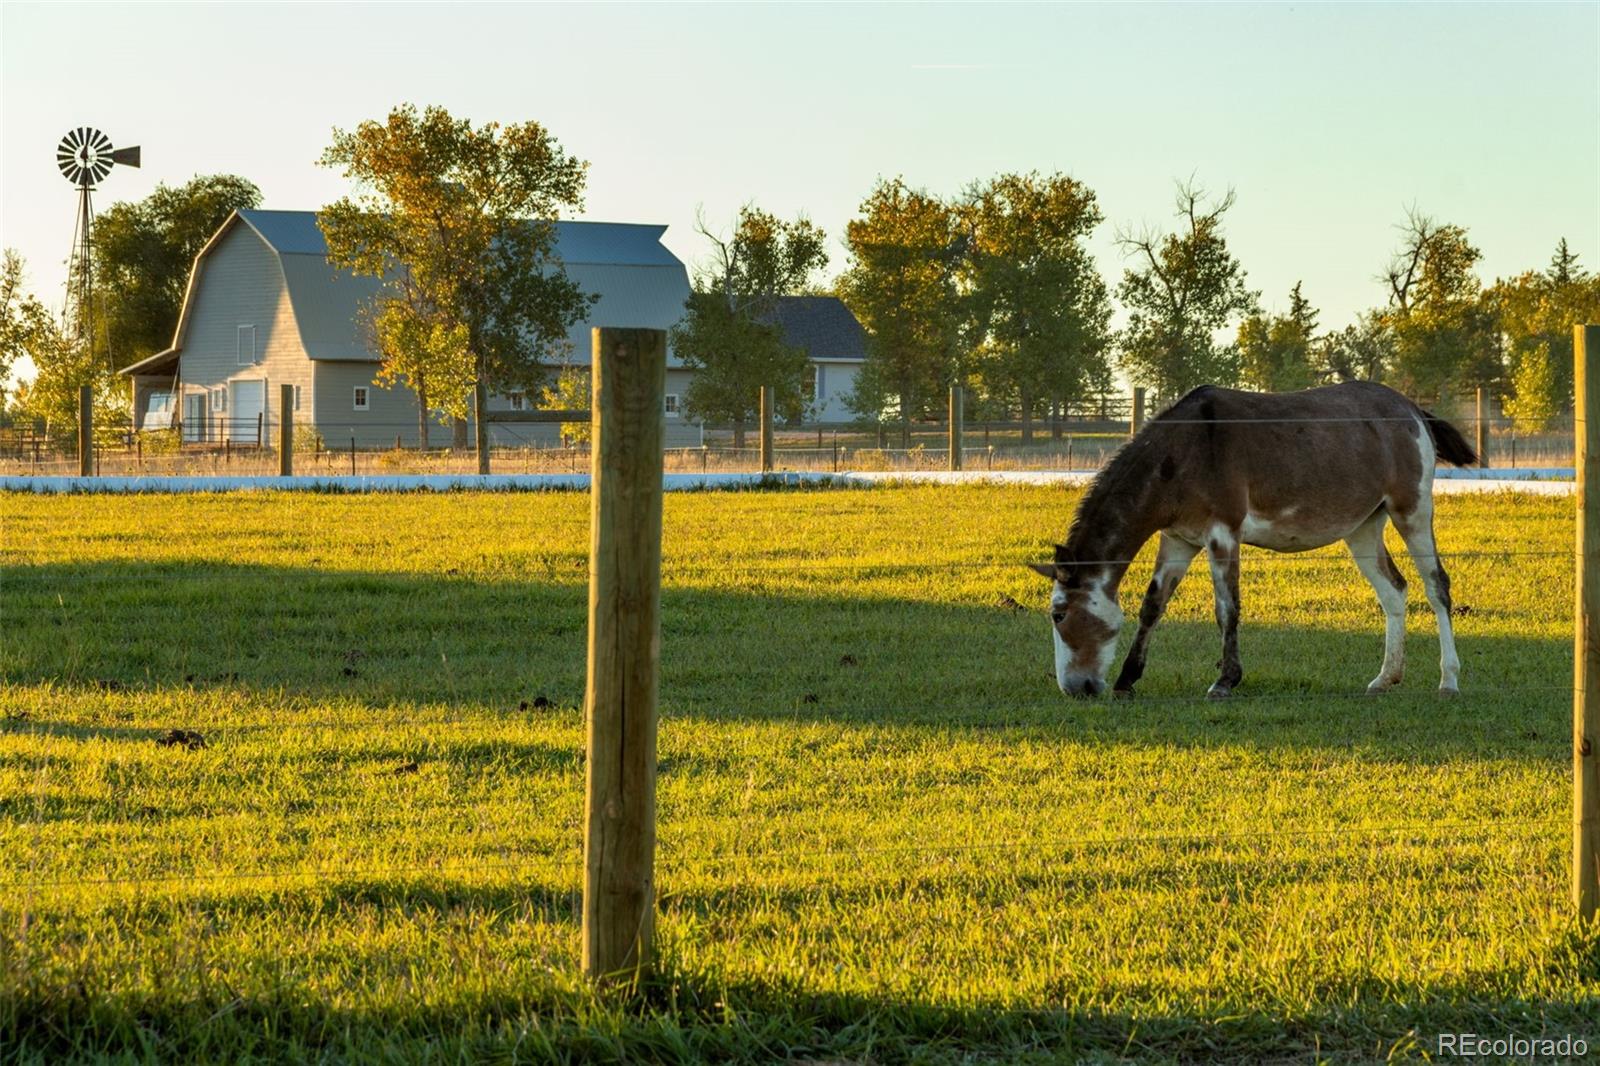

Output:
xmin=230 ymin=379 xmax=265 ymax=443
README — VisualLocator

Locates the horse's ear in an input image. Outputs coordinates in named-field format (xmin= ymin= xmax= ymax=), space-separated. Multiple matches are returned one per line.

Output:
xmin=1026 ymin=562 xmax=1057 ymax=580
xmin=1053 ymin=543 xmax=1073 ymax=564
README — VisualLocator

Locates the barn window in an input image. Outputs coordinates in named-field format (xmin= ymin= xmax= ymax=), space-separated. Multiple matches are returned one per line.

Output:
xmin=509 ymin=392 xmax=526 ymax=411
xmin=237 ymin=325 xmax=257 ymax=365
xmin=664 ymin=394 xmax=680 ymax=417
xmin=211 ymin=387 xmax=226 ymax=412
xmin=293 ymin=385 xmax=302 ymax=411
xmin=353 ymin=386 xmax=369 ymax=411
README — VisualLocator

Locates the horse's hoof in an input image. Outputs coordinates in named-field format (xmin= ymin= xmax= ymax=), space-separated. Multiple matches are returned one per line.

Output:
xmin=1438 ymin=685 xmax=1460 ymax=698
xmin=1366 ymin=679 xmax=1399 ymax=696
xmin=1206 ymin=684 xmax=1232 ymax=700
xmin=1112 ymin=687 xmax=1135 ymax=700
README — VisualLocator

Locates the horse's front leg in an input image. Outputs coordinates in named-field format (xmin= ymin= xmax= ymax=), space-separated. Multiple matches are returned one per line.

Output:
xmin=1113 ymin=533 xmax=1199 ymax=695
xmin=1206 ymin=527 xmax=1243 ymax=698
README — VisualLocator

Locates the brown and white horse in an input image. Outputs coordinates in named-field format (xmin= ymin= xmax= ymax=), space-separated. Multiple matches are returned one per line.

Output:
xmin=1031 ymin=382 xmax=1477 ymax=698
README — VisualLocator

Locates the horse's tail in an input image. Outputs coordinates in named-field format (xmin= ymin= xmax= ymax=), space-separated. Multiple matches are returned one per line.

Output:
xmin=1414 ymin=403 xmax=1477 ymax=467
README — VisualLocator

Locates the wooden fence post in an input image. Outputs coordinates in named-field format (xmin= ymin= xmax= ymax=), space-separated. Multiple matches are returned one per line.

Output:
xmin=1131 ymin=387 xmax=1146 ymax=437
xmin=279 ymin=384 xmax=294 ymax=477
xmin=1575 ymin=322 xmax=1600 ymax=921
xmin=583 ymin=326 xmax=667 ymax=983
xmin=759 ymin=385 xmax=774 ymax=473
xmin=1476 ymin=386 xmax=1489 ymax=468
xmin=948 ymin=385 xmax=964 ymax=471
xmin=78 ymin=385 xmax=92 ymax=476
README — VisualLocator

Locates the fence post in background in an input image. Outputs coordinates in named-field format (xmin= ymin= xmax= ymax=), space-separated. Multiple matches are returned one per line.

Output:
xmin=1476 ymin=386 xmax=1489 ymax=468
xmin=1131 ymin=387 xmax=1146 ymax=437
xmin=948 ymin=385 xmax=964 ymax=471
xmin=77 ymin=385 xmax=93 ymax=476
xmin=582 ymin=326 xmax=667 ymax=983
xmin=759 ymin=385 xmax=774 ymax=473
xmin=1575 ymin=322 xmax=1600 ymax=921
xmin=279 ymin=384 xmax=294 ymax=477
xmin=256 ymin=412 xmax=264 ymax=449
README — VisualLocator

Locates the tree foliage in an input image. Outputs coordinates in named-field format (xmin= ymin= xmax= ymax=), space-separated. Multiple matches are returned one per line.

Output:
xmin=1315 ymin=311 xmax=1393 ymax=384
xmin=963 ymin=172 xmax=1113 ymax=429
xmin=318 ymin=104 xmax=594 ymax=421
xmin=1116 ymin=181 xmax=1259 ymax=399
xmin=670 ymin=207 xmax=827 ymax=442
xmin=1381 ymin=210 xmax=1496 ymax=399
xmin=839 ymin=178 xmax=966 ymax=440
xmin=1236 ymin=282 xmax=1319 ymax=393
xmin=3 ymin=251 xmax=125 ymax=431
xmin=1490 ymin=239 xmax=1600 ymax=428
xmin=90 ymin=175 xmax=261 ymax=370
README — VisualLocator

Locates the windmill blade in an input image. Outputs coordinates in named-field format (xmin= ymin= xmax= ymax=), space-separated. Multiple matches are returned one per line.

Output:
xmin=111 ymin=145 xmax=140 ymax=168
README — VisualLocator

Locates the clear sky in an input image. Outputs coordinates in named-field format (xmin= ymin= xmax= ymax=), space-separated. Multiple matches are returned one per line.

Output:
xmin=3 ymin=1 xmax=1596 ymax=360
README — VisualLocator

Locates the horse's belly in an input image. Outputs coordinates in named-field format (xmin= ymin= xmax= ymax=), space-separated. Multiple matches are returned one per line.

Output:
xmin=1239 ymin=512 xmax=1344 ymax=553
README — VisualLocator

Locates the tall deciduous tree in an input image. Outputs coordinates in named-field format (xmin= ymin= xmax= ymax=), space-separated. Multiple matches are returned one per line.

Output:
xmin=1116 ymin=181 xmax=1259 ymax=400
xmin=840 ymin=178 xmax=965 ymax=445
xmin=318 ymin=104 xmax=594 ymax=462
xmin=670 ymin=207 xmax=828 ymax=446
xmin=964 ymin=172 xmax=1113 ymax=442
xmin=1315 ymin=311 xmax=1393 ymax=384
xmin=91 ymin=175 xmax=261 ymax=369
xmin=1381 ymin=209 xmax=1496 ymax=400
xmin=1490 ymin=239 xmax=1600 ymax=427
xmin=1237 ymin=282 xmax=1319 ymax=393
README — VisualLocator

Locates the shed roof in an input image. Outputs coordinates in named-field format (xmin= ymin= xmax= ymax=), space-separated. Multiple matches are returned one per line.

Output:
xmin=764 ymin=296 xmax=868 ymax=362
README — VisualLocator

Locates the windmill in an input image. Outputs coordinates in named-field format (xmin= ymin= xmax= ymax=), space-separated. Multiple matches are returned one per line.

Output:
xmin=56 ymin=127 xmax=140 ymax=367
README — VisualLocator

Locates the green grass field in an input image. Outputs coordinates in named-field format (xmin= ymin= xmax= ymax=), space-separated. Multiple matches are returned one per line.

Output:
xmin=1 ymin=486 xmax=1595 ymax=1063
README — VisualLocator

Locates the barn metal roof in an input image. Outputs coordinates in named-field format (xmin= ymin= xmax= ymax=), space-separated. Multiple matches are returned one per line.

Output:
xmin=237 ymin=209 xmax=680 ymax=267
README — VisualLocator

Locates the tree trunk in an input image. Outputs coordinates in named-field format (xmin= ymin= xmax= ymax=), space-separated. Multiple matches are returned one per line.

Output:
xmin=1050 ymin=398 xmax=1062 ymax=440
xmin=733 ymin=418 xmax=746 ymax=449
xmin=452 ymin=416 xmax=468 ymax=451
xmin=474 ymin=379 xmax=490 ymax=474
xmin=416 ymin=383 xmax=429 ymax=450
xmin=901 ymin=382 xmax=912 ymax=449
xmin=1020 ymin=386 xmax=1033 ymax=445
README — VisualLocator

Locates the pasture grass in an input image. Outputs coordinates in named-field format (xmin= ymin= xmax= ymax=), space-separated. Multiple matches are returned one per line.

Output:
xmin=0 ymin=485 xmax=1594 ymax=1063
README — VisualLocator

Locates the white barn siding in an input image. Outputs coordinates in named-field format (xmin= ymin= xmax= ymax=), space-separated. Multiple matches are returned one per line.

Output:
xmin=813 ymin=361 xmax=860 ymax=421
xmin=174 ymin=225 xmax=303 ymax=443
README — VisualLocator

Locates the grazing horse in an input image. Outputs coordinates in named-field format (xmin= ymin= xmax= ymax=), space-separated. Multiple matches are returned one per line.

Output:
xmin=1030 ymin=382 xmax=1476 ymax=699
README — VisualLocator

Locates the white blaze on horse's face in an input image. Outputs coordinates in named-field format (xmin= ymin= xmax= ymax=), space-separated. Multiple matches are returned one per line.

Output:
xmin=1048 ymin=574 xmax=1122 ymax=697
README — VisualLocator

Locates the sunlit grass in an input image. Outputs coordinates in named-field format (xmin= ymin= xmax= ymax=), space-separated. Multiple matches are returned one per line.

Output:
xmin=0 ymin=486 xmax=1593 ymax=1063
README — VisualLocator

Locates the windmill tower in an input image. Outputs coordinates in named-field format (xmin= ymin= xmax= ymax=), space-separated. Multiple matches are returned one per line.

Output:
xmin=56 ymin=128 xmax=140 ymax=368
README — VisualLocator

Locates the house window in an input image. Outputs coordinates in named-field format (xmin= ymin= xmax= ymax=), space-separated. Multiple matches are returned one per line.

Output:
xmin=664 ymin=394 xmax=680 ymax=417
xmin=293 ymin=385 xmax=302 ymax=411
xmin=212 ymin=387 xmax=227 ymax=413
xmin=353 ymin=386 xmax=369 ymax=411
xmin=509 ymin=392 xmax=526 ymax=411
xmin=237 ymin=325 xmax=257 ymax=366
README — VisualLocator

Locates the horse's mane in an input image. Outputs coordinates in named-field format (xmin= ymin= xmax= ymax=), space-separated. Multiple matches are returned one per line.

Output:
xmin=1061 ymin=389 xmax=1208 ymax=559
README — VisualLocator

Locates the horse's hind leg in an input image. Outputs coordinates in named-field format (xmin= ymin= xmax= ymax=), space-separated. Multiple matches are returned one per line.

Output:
xmin=1392 ymin=504 xmax=1461 ymax=694
xmin=1345 ymin=510 xmax=1407 ymax=693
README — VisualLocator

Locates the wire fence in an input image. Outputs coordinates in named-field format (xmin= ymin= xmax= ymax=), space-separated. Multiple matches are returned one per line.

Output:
xmin=0 ymin=421 xmax=1584 ymax=1021
xmin=0 ymin=410 xmax=1581 ymax=477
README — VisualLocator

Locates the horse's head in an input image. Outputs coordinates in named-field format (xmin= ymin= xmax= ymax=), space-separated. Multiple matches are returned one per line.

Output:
xmin=1029 ymin=544 xmax=1122 ymax=697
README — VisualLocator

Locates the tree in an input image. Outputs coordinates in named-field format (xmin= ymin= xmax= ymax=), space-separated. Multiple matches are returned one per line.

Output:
xmin=541 ymin=362 xmax=591 ymax=446
xmin=3 ymin=250 xmax=125 ymax=433
xmin=839 ymin=178 xmax=966 ymax=445
xmin=1237 ymin=281 xmax=1319 ymax=393
xmin=670 ymin=206 xmax=828 ymax=446
xmin=1490 ymin=239 xmax=1600 ymax=427
xmin=1315 ymin=311 xmax=1393 ymax=384
xmin=319 ymin=104 xmax=595 ymax=465
xmin=964 ymin=172 xmax=1113 ymax=441
xmin=1381 ymin=209 xmax=1496 ymax=399
xmin=1116 ymin=181 xmax=1259 ymax=400
xmin=91 ymin=175 xmax=261 ymax=370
